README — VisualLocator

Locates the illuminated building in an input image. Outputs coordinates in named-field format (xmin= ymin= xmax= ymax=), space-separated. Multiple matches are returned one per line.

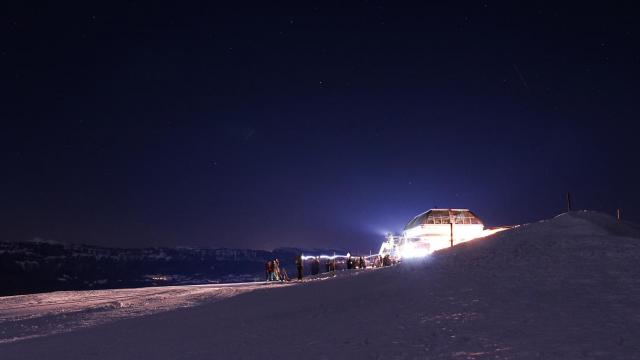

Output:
xmin=380 ymin=209 xmax=505 ymax=259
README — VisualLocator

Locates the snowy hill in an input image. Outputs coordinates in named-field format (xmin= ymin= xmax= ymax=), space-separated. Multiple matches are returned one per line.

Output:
xmin=1 ymin=211 xmax=639 ymax=359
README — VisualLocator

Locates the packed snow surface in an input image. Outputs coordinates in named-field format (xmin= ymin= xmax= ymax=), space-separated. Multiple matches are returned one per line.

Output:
xmin=0 ymin=282 xmax=275 ymax=344
xmin=1 ymin=211 xmax=640 ymax=359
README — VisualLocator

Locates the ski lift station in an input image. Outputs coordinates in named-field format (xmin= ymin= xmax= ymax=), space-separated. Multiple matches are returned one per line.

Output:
xmin=380 ymin=209 xmax=507 ymax=259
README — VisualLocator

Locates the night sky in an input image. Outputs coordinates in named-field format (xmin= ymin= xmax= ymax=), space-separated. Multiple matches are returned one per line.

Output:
xmin=2 ymin=2 xmax=639 ymax=251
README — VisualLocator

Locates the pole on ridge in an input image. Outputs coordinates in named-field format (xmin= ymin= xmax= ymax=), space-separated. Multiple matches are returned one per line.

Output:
xmin=450 ymin=222 xmax=453 ymax=248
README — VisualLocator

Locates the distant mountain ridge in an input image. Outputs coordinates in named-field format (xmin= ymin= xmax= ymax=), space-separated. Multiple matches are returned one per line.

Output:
xmin=0 ymin=241 xmax=345 ymax=296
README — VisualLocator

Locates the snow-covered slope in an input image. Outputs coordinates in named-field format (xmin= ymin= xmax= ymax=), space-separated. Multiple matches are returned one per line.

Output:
xmin=0 ymin=282 xmax=277 ymax=344
xmin=1 ymin=211 xmax=639 ymax=359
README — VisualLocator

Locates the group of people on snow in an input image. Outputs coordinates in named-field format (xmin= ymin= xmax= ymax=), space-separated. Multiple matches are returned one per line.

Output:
xmin=346 ymin=256 xmax=366 ymax=270
xmin=265 ymin=259 xmax=290 ymax=282
xmin=266 ymin=253 xmax=394 ymax=282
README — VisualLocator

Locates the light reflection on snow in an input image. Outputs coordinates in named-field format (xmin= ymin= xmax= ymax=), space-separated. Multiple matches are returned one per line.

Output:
xmin=0 ymin=282 xmax=275 ymax=344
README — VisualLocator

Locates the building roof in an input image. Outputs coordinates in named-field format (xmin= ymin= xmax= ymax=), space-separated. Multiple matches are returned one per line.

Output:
xmin=404 ymin=209 xmax=483 ymax=230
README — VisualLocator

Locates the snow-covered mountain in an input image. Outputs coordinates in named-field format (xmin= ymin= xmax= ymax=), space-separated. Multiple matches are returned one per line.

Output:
xmin=1 ymin=211 xmax=639 ymax=359
xmin=0 ymin=241 xmax=344 ymax=295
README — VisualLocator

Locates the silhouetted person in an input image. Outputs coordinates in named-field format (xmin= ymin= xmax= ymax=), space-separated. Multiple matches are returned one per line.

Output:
xmin=274 ymin=259 xmax=281 ymax=281
xmin=295 ymin=254 xmax=303 ymax=280
xmin=267 ymin=260 xmax=275 ymax=281
xmin=280 ymin=267 xmax=289 ymax=281
xmin=311 ymin=257 xmax=320 ymax=275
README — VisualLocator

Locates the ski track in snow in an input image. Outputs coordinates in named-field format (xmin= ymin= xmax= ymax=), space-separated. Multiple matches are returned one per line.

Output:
xmin=0 ymin=282 xmax=283 ymax=343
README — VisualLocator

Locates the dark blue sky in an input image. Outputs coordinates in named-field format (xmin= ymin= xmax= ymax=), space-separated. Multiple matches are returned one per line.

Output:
xmin=2 ymin=2 xmax=638 ymax=251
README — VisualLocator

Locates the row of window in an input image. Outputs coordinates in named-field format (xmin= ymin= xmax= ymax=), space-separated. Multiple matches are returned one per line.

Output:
xmin=405 ymin=210 xmax=482 ymax=229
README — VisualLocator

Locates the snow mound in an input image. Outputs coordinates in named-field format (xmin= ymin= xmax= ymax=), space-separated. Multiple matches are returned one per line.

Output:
xmin=435 ymin=210 xmax=640 ymax=273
